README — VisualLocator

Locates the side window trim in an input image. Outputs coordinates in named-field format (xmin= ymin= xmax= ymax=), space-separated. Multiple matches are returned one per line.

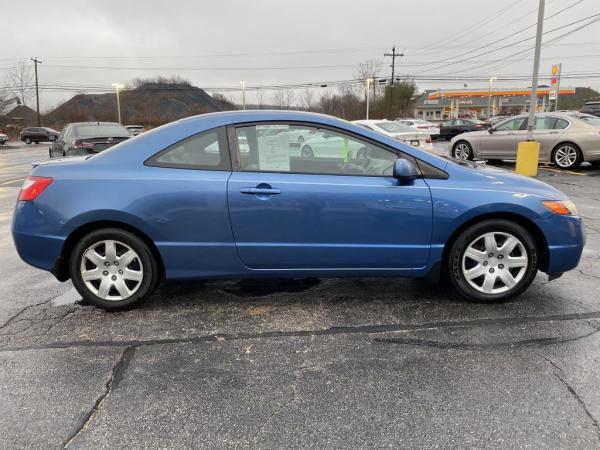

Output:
xmin=226 ymin=121 xmax=433 ymax=179
xmin=145 ymin=126 xmax=232 ymax=171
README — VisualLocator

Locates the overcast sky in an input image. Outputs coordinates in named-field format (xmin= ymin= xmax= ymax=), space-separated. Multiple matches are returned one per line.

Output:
xmin=4 ymin=0 xmax=600 ymax=110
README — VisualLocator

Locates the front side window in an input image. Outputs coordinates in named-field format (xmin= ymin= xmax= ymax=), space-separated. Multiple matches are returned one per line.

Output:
xmin=234 ymin=124 xmax=401 ymax=177
xmin=148 ymin=128 xmax=229 ymax=170
xmin=495 ymin=118 xmax=526 ymax=131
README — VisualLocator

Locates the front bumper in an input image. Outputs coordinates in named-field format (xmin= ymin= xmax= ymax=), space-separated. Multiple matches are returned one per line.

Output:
xmin=544 ymin=214 xmax=585 ymax=275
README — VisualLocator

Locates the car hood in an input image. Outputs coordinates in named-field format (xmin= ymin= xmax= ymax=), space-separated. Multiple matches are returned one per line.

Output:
xmin=449 ymin=159 xmax=568 ymax=200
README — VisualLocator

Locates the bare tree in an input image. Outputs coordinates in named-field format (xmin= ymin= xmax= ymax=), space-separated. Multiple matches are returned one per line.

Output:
xmin=300 ymin=88 xmax=315 ymax=111
xmin=0 ymin=87 xmax=15 ymax=114
xmin=5 ymin=60 xmax=34 ymax=107
xmin=255 ymin=88 xmax=264 ymax=109
xmin=283 ymin=89 xmax=295 ymax=109
xmin=356 ymin=59 xmax=383 ymax=105
xmin=272 ymin=90 xmax=285 ymax=109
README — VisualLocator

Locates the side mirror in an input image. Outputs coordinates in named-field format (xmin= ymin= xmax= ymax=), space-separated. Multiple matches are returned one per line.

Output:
xmin=393 ymin=158 xmax=418 ymax=180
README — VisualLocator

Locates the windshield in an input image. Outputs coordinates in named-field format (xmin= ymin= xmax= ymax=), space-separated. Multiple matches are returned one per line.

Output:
xmin=74 ymin=124 xmax=130 ymax=138
xmin=376 ymin=122 xmax=415 ymax=133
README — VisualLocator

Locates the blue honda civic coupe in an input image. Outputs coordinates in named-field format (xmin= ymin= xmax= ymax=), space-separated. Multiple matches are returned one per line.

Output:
xmin=12 ymin=111 xmax=585 ymax=309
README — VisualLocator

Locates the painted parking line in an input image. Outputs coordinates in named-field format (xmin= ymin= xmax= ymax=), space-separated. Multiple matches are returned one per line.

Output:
xmin=539 ymin=167 xmax=588 ymax=176
xmin=0 ymin=178 xmax=24 ymax=186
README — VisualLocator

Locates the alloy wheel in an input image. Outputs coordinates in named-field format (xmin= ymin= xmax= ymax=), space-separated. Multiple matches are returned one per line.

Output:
xmin=454 ymin=143 xmax=471 ymax=159
xmin=461 ymin=231 xmax=528 ymax=294
xmin=80 ymin=240 xmax=144 ymax=301
xmin=554 ymin=145 xmax=578 ymax=168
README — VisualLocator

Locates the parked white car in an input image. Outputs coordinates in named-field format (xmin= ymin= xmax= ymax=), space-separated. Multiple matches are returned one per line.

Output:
xmin=396 ymin=118 xmax=440 ymax=139
xmin=352 ymin=120 xmax=433 ymax=151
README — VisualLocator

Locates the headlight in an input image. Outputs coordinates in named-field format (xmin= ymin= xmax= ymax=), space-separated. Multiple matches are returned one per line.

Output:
xmin=541 ymin=200 xmax=578 ymax=216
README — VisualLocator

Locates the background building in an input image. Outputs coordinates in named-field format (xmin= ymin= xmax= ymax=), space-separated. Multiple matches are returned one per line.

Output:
xmin=413 ymin=86 xmax=577 ymax=121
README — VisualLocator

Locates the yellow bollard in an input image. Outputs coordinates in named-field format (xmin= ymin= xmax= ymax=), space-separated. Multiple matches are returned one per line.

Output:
xmin=515 ymin=141 xmax=540 ymax=177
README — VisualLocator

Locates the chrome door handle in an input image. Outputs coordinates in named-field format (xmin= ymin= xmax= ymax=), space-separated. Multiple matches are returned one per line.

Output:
xmin=239 ymin=187 xmax=281 ymax=195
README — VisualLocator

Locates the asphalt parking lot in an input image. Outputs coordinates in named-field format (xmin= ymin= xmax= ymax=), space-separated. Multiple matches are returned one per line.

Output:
xmin=1 ymin=141 xmax=600 ymax=449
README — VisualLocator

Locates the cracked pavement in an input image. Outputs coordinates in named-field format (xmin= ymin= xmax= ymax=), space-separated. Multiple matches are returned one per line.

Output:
xmin=1 ymin=143 xmax=600 ymax=449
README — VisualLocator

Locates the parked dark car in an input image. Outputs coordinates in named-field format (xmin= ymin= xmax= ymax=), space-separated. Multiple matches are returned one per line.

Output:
xmin=580 ymin=101 xmax=600 ymax=117
xmin=439 ymin=119 xmax=488 ymax=139
xmin=49 ymin=122 xmax=131 ymax=158
xmin=20 ymin=127 xmax=59 ymax=144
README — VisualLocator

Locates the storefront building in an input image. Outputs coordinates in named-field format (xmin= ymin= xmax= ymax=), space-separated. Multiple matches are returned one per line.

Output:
xmin=412 ymin=86 xmax=576 ymax=121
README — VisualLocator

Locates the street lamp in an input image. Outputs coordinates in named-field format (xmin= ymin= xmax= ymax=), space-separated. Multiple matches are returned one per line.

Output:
xmin=240 ymin=80 xmax=246 ymax=110
xmin=488 ymin=77 xmax=497 ymax=118
xmin=111 ymin=82 xmax=123 ymax=124
xmin=365 ymin=78 xmax=373 ymax=120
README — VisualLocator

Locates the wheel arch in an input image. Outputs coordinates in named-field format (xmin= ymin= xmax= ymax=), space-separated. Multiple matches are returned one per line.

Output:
xmin=54 ymin=220 xmax=165 ymax=282
xmin=440 ymin=211 xmax=549 ymax=273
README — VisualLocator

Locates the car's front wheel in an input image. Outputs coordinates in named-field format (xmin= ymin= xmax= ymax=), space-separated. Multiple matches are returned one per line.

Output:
xmin=70 ymin=228 xmax=160 ymax=310
xmin=24 ymin=137 xmax=31 ymax=144
xmin=452 ymin=141 xmax=473 ymax=160
xmin=552 ymin=143 xmax=582 ymax=170
xmin=448 ymin=219 xmax=538 ymax=302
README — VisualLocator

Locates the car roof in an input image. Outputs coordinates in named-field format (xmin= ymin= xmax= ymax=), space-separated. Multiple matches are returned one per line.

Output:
xmin=67 ymin=122 xmax=123 ymax=126
xmin=352 ymin=119 xmax=394 ymax=125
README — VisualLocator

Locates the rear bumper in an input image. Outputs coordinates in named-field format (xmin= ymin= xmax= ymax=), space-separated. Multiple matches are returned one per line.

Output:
xmin=12 ymin=201 xmax=66 ymax=273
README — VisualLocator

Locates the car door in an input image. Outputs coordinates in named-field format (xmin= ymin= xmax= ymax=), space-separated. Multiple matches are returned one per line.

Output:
xmin=226 ymin=122 xmax=433 ymax=271
xmin=52 ymin=126 xmax=69 ymax=157
xmin=479 ymin=117 xmax=526 ymax=158
xmin=512 ymin=116 xmax=569 ymax=161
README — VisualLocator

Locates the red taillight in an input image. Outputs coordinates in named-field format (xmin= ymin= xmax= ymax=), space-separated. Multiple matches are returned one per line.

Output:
xmin=473 ymin=124 xmax=483 ymax=128
xmin=75 ymin=141 xmax=94 ymax=149
xmin=417 ymin=125 xmax=429 ymax=129
xmin=426 ymin=137 xmax=432 ymax=143
xmin=19 ymin=176 xmax=53 ymax=201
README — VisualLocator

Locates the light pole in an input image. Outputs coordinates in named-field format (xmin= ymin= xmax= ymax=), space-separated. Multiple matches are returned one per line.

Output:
xmin=488 ymin=77 xmax=497 ymax=118
xmin=111 ymin=83 xmax=123 ymax=124
xmin=240 ymin=80 xmax=246 ymax=110
xmin=366 ymin=78 xmax=373 ymax=119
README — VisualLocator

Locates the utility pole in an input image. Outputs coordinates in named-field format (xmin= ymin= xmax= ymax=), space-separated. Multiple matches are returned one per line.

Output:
xmin=31 ymin=58 xmax=42 ymax=126
xmin=527 ymin=0 xmax=545 ymax=141
xmin=365 ymin=78 xmax=373 ymax=120
xmin=384 ymin=46 xmax=404 ymax=118
xmin=515 ymin=0 xmax=545 ymax=177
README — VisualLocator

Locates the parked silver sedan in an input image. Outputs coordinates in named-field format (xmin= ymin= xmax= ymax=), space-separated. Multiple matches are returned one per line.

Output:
xmin=449 ymin=112 xmax=600 ymax=169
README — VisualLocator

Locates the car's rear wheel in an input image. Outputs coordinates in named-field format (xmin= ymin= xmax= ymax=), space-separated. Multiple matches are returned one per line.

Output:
xmin=24 ymin=137 xmax=31 ymax=144
xmin=448 ymin=219 xmax=538 ymax=302
xmin=552 ymin=143 xmax=582 ymax=169
xmin=70 ymin=228 xmax=159 ymax=310
xmin=49 ymin=136 xmax=56 ymax=142
xmin=452 ymin=141 xmax=473 ymax=160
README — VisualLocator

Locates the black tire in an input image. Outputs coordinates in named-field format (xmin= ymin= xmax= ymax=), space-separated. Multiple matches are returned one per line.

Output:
xmin=70 ymin=228 xmax=160 ymax=310
xmin=301 ymin=145 xmax=314 ymax=157
xmin=452 ymin=140 xmax=474 ymax=160
xmin=48 ymin=148 xmax=52 ymax=159
xmin=447 ymin=219 xmax=538 ymax=303
xmin=24 ymin=137 xmax=31 ymax=144
xmin=552 ymin=143 xmax=583 ymax=170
